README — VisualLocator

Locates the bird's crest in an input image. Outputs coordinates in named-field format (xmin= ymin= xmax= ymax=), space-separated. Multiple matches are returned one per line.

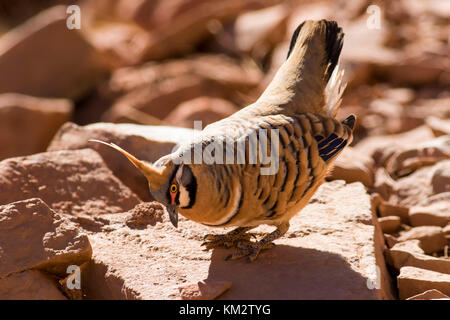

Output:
xmin=89 ymin=139 xmax=168 ymax=190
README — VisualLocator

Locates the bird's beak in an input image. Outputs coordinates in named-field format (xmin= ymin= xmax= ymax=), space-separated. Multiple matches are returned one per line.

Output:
xmin=166 ymin=204 xmax=178 ymax=228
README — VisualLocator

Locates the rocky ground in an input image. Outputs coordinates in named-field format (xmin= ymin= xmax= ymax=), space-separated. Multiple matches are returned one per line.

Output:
xmin=0 ymin=0 xmax=449 ymax=300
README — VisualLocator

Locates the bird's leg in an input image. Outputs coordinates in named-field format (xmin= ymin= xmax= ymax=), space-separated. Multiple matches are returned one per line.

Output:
xmin=201 ymin=226 xmax=255 ymax=250
xmin=225 ymin=222 xmax=290 ymax=262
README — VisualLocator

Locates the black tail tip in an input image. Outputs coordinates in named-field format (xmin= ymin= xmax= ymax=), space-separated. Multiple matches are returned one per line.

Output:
xmin=324 ymin=20 xmax=344 ymax=81
xmin=342 ymin=115 xmax=356 ymax=129
xmin=286 ymin=20 xmax=344 ymax=81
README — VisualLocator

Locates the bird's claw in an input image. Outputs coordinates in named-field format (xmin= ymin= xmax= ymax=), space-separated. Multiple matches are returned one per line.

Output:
xmin=201 ymin=232 xmax=254 ymax=250
xmin=225 ymin=242 xmax=275 ymax=262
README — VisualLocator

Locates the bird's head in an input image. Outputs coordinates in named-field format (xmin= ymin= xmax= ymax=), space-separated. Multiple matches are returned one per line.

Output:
xmin=89 ymin=140 xmax=197 ymax=228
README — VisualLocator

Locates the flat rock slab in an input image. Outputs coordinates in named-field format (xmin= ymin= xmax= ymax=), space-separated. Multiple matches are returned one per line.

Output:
xmin=0 ymin=270 xmax=67 ymax=300
xmin=0 ymin=148 xmax=140 ymax=216
xmin=398 ymin=266 xmax=450 ymax=299
xmin=0 ymin=5 xmax=104 ymax=99
xmin=0 ymin=93 xmax=72 ymax=160
xmin=406 ymin=289 xmax=450 ymax=300
xmin=388 ymin=240 xmax=450 ymax=275
xmin=83 ymin=181 xmax=394 ymax=300
xmin=48 ymin=122 xmax=196 ymax=201
xmin=0 ymin=198 xmax=91 ymax=278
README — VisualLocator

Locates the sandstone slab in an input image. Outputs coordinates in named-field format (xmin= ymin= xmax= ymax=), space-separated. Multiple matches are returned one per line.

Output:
xmin=164 ymin=97 xmax=239 ymax=129
xmin=103 ymin=55 xmax=261 ymax=123
xmin=386 ymin=137 xmax=450 ymax=179
xmin=0 ymin=149 xmax=140 ymax=216
xmin=430 ymin=160 xmax=450 ymax=194
xmin=136 ymin=0 xmax=281 ymax=60
xmin=234 ymin=4 xmax=289 ymax=60
xmin=406 ymin=289 xmax=450 ymax=300
xmin=0 ymin=270 xmax=67 ymax=300
xmin=354 ymin=126 xmax=435 ymax=162
xmin=378 ymin=216 xmax=401 ymax=234
xmin=388 ymin=240 xmax=450 ymax=275
xmin=0 ymin=198 xmax=92 ymax=278
xmin=0 ymin=93 xmax=72 ymax=160
xmin=398 ymin=266 xmax=450 ymax=299
xmin=179 ymin=280 xmax=232 ymax=300
xmin=409 ymin=193 xmax=450 ymax=227
xmin=397 ymin=226 xmax=447 ymax=255
xmin=328 ymin=146 xmax=374 ymax=187
xmin=0 ymin=6 xmax=104 ymax=99
xmin=81 ymin=181 xmax=394 ymax=300
xmin=103 ymin=75 xmax=235 ymax=123
xmin=378 ymin=201 xmax=409 ymax=224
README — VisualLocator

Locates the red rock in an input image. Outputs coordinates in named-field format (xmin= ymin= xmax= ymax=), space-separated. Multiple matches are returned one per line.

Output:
xmin=393 ymin=165 xmax=436 ymax=207
xmin=138 ymin=0 xmax=281 ymax=60
xmin=444 ymin=224 xmax=450 ymax=237
xmin=398 ymin=266 xmax=450 ymax=299
xmin=373 ymin=169 xmax=396 ymax=203
xmin=179 ymin=280 xmax=232 ymax=300
xmin=384 ymin=234 xmax=398 ymax=248
xmin=0 ymin=6 xmax=104 ymax=99
xmin=0 ymin=149 xmax=140 ymax=216
xmin=234 ymin=4 xmax=289 ymax=60
xmin=47 ymin=122 xmax=196 ymax=201
xmin=0 ymin=270 xmax=67 ymax=300
xmin=108 ymin=55 xmax=262 ymax=96
xmin=328 ymin=146 xmax=374 ymax=187
xmin=354 ymin=126 xmax=435 ymax=161
xmin=409 ymin=193 xmax=450 ymax=227
xmin=407 ymin=289 xmax=450 ymax=300
xmin=0 ymin=198 xmax=92 ymax=278
xmin=104 ymin=75 xmax=240 ymax=123
xmin=378 ymin=216 xmax=401 ymax=234
xmin=388 ymin=240 xmax=450 ymax=274
xmin=125 ymin=202 xmax=165 ymax=229
xmin=340 ymin=16 xmax=399 ymax=88
xmin=104 ymin=55 xmax=262 ymax=122
xmin=378 ymin=201 xmax=409 ymax=224
xmin=386 ymin=137 xmax=450 ymax=179
xmin=84 ymin=22 xmax=151 ymax=69
xmin=377 ymin=55 xmax=448 ymax=87
xmin=426 ymin=116 xmax=450 ymax=137
xmin=287 ymin=1 xmax=331 ymax=35
xmin=397 ymin=226 xmax=447 ymax=255
xmin=383 ymin=87 xmax=415 ymax=105
xmin=0 ymin=93 xmax=72 ymax=160
xmin=430 ymin=160 xmax=450 ymax=194
xmin=367 ymin=99 xmax=416 ymax=135
xmin=164 ymin=97 xmax=239 ymax=128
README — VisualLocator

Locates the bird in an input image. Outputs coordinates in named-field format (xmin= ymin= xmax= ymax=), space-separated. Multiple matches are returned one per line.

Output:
xmin=90 ymin=20 xmax=355 ymax=262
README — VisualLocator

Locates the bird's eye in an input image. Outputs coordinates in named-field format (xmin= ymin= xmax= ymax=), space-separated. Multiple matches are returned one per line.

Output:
xmin=170 ymin=184 xmax=178 ymax=193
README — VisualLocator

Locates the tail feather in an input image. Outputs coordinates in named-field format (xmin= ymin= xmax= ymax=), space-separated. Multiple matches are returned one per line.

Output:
xmin=324 ymin=20 xmax=344 ymax=82
xmin=258 ymin=20 xmax=346 ymax=117
xmin=286 ymin=21 xmax=306 ymax=59
xmin=324 ymin=64 xmax=347 ymax=118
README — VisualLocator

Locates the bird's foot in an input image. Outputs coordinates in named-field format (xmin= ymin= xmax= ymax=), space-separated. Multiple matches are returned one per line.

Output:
xmin=224 ymin=223 xmax=289 ymax=262
xmin=225 ymin=241 xmax=275 ymax=262
xmin=201 ymin=230 xmax=255 ymax=250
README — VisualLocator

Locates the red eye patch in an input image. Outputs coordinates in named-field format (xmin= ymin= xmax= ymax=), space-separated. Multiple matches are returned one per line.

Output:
xmin=170 ymin=190 xmax=177 ymax=205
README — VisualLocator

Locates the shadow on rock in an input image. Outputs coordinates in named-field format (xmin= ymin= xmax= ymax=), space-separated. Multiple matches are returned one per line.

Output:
xmin=206 ymin=244 xmax=374 ymax=299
